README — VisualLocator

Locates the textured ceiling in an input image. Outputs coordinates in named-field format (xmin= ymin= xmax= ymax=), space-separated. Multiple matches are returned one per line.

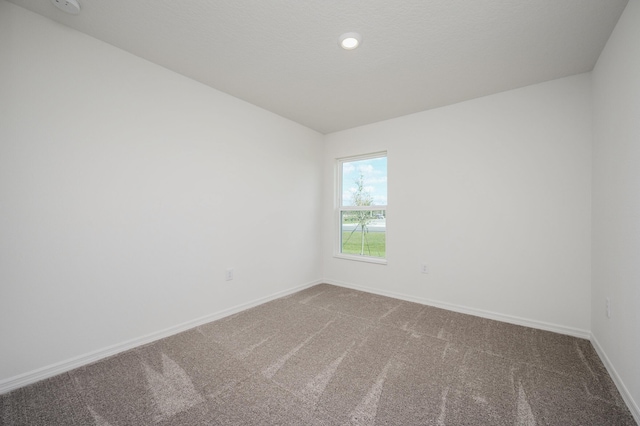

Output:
xmin=7 ymin=0 xmax=629 ymax=134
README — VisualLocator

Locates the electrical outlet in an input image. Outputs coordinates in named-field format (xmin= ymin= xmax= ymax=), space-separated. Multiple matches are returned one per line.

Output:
xmin=606 ymin=297 xmax=611 ymax=319
xmin=226 ymin=268 xmax=234 ymax=281
xmin=421 ymin=264 xmax=428 ymax=274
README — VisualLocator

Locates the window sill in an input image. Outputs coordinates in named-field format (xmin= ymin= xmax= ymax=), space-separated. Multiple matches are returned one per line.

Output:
xmin=333 ymin=253 xmax=388 ymax=265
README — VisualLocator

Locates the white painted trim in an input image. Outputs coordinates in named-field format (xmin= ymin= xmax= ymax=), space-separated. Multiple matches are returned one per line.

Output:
xmin=324 ymin=279 xmax=591 ymax=339
xmin=0 ymin=279 xmax=322 ymax=395
xmin=591 ymin=334 xmax=640 ymax=424
xmin=333 ymin=253 xmax=388 ymax=265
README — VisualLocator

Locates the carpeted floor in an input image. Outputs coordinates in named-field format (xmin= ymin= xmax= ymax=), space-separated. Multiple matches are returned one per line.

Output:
xmin=1 ymin=284 xmax=636 ymax=425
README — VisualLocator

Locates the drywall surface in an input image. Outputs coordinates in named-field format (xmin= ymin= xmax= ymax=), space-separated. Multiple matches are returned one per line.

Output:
xmin=0 ymin=1 xmax=322 ymax=383
xmin=592 ymin=0 xmax=640 ymax=418
xmin=323 ymin=74 xmax=592 ymax=335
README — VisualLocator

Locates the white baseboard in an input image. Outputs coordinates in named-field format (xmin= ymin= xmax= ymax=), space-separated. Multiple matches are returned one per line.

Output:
xmin=0 ymin=279 xmax=322 ymax=395
xmin=590 ymin=334 xmax=640 ymax=424
xmin=324 ymin=279 xmax=591 ymax=339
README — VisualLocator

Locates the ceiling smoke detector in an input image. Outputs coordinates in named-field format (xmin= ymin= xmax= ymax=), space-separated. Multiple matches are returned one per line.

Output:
xmin=51 ymin=0 xmax=81 ymax=15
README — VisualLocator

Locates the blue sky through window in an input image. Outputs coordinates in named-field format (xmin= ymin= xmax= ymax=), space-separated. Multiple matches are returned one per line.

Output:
xmin=342 ymin=156 xmax=387 ymax=206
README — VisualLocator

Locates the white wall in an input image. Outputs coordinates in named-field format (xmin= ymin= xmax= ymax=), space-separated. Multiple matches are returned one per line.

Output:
xmin=323 ymin=74 xmax=593 ymax=335
xmin=592 ymin=0 xmax=640 ymax=418
xmin=0 ymin=1 xmax=323 ymax=385
xmin=3 ymin=2 xmax=637 ymax=417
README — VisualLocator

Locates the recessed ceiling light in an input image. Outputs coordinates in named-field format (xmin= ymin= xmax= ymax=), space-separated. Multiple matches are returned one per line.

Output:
xmin=339 ymin=32 xmax=361 ymax=50
xmin=51 ymin=0 xmax=81 ymax=15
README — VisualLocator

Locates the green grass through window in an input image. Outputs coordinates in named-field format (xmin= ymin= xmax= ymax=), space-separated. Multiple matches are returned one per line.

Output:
xmin=341 ymin=231 xmax=386 ymax=258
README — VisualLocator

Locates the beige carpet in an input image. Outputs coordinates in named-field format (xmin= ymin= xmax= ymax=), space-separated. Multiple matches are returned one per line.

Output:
xmin=1 ymin=284 xmax=635 ymax=425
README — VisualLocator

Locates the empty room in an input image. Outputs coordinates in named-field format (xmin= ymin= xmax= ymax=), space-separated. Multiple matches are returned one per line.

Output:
xmin=1 ymin=0 xmax=639 ymax=424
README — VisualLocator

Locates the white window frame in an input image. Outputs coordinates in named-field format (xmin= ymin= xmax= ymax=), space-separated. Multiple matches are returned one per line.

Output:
xmin=335 ymin=151 xmax=387 ymax=265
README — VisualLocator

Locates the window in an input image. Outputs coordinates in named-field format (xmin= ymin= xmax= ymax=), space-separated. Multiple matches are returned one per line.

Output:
xmin=336 ymin=152 xmax=387 ymax=263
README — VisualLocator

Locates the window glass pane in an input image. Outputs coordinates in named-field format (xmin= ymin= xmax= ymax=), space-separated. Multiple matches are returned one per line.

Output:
xmin=341 ymin=156 xmax=387 ymax=207
xmin=341 ymin=210 xmax=386 ymax=258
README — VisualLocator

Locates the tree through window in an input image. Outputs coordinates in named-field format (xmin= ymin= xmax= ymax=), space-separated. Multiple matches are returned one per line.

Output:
xmin=337 ymin=153 xmax=387 ymax=261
